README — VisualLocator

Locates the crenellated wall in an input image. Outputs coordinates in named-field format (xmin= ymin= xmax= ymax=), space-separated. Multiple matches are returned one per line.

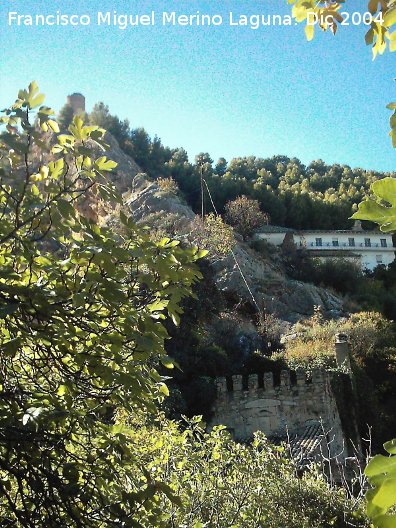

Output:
xmin=209 ymin=369 xmax=346 ymax=457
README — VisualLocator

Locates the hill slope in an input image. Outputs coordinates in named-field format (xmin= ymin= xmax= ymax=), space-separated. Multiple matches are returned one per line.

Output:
xmin=93 ymin=134 xmax=344 ymax=325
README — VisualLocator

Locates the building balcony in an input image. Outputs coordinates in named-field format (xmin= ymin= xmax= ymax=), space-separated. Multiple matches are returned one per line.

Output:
xmin=302 ymin=242 xmax=395 ymax=251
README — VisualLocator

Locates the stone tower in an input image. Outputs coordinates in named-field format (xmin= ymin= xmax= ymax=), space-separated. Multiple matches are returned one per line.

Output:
xmin=66 ymin=93 xmax=86 ymax=114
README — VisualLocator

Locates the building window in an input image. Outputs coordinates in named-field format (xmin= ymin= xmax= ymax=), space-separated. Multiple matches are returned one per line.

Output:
xmin=332 ymin=238 xmax=339 ymax=247
xmin=365 ymin=238 xmax=371 ymax=247
xmin=381 ymin=239 xmax=387 ymax=248
xmin=348 ymin=237 xmax=355 ymax=247
xmin=376 ymin=255 xmax=383 ymax=264
xmin=315 ymin=238 xmax=322 ymax=247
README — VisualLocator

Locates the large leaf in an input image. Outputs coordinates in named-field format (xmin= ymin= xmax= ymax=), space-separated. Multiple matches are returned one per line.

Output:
xmin=351 ymin=177 xmax=396 ymax=232
xmin=374 ymin=514 xmax=396 ymax=528
xmin=365 ymin=454 xmax=396 ymax=479
xmin=385 ymin=439 xmax=396 ymax=455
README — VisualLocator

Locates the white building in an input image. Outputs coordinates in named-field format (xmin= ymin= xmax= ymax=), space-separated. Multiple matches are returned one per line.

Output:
xmin=254 ymin=222 xmax=395 ymax=271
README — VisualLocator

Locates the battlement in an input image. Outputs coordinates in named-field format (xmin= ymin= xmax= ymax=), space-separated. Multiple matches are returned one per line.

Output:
xmin=216 ymin=369 xmax=327 ymax=395
xmin=210 ymin=365 xmax=357 ymax=461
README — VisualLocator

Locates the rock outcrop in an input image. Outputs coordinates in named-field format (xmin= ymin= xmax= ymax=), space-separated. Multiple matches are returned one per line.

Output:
xmin=212 ymin=242 xmax=343 ymax=322
xmin=61 ymin=132 xmax=345 ymax=324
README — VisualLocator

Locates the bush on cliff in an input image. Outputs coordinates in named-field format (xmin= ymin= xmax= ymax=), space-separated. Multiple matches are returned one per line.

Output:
xmin=283 ymin=312 xmax=396 ymax=448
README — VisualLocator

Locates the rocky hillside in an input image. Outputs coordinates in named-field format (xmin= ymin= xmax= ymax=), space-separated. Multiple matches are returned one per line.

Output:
xmin=94 ymin=133 xmax=344 ymax=326
xmin=33 ymin=129 xmax=343 ymax=340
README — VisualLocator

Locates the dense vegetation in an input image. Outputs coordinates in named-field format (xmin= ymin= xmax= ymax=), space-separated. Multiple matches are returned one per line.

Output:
xmin=4 ymin=0 xmax=393 ymax=525
xmin=0 ymin=84 xmax=204 ymax=526
xmin=291 ymin=2 xmax=396 ymax=525
xmin=56 ymin=101 xmax=395 ymax=232
xmin=122 ymin=413 xmax=368 ymax=528
xmin=2 ymin=1 xmax=396 ymax=526
xmin=281 ymin=311 xmax=396 ymax=450
xmin=285 ymin=255 xmax=396 ymax=320
xmin=58 ymin=95 xmax=396 ymax=442
xmin=0 ymin=82 xmax=371 ymax=528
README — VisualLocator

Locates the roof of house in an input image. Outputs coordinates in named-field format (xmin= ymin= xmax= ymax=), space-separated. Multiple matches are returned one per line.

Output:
xmin=298 ymin=229 xmax=384 ymax=235
xmin=269 ymin=422 xmax=325 ymax=466
xmin=289 ymin=422 xmax=325 ymax=462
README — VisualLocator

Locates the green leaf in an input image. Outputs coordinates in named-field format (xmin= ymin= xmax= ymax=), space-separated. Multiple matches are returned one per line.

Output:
xmin=28 ymin=81 xmax=39 ymax=93
xmin=372 ymin=178 xmax=396 ymax=206
xmin=29 ymin=94 xmax=45 ymax=109
xmin=305 ymin=23 xmax=314 ymax=41
xmin=94 ymin=156 xmax=118 ymax=172
xmin=159 ymin=383 xmax=170 ymax=397
xmin=31 ymin=184 xmax=40 ymax=196
xmin=351 ymin=178 xmax=396 ymax=232
xmin=48 ymin=120 xmax=60 ymax=133
xmin=384 ymin=7 xmax=396 ymax=28
xmin=57 ymin=385 xmax=67 ymax=396
xmin=385 ymin=440 xmax=396 ymax=455
xmin=110 ymin=424 xmax=134 ymax=437
xmin=48 ymin=159 xmax=64 ymax=180
xmin=373 ymin=514 xmax=396 ymax=528
xmin=161 ymin=356 xmax=175 ymax=369
xmin=367 ymin=478 xmax=396 ymax=518
xmin=365 ymin=454 xmax=396 ymax=479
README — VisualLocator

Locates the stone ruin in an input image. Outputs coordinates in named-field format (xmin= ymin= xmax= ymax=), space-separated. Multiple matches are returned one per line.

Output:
xmin=209 ymin=335 xmax=360 ymax=465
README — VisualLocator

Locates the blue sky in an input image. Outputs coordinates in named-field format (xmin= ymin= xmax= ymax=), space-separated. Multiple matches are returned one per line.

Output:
xmin=1 ymin=0 xmax=396 ymax=171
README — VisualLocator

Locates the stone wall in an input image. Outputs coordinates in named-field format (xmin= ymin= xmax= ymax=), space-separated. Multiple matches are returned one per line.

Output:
xmin=209 ymin=369 xmax=347 ymax=458
xmin=67 ymin=93 xmax=86 ymax=114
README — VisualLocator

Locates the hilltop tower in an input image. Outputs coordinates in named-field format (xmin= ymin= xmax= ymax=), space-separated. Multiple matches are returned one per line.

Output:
xmin=66 ymin=93 xmax=86 ymax=114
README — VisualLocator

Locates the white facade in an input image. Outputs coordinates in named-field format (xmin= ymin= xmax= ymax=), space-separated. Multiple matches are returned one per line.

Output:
xmin=255 ymin=227 xmax=395 ymax=271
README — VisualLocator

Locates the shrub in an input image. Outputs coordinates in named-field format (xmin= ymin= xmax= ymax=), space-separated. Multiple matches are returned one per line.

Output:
xmin=142 ymin=211 xmax=186 ymax=240
xmin=305 ymin=258 xmax=363 ymax=294
xmin=190 ymin=213 xmax=235 ymax=260
xmin=123 ymin=414 xmax=369 ymax=528
xmin=157 ymin=176 xmax=179 ymax=195
xmin=0 ymin=84 xmax=204 ymax=526
xmin=225 ymin=195 xmax=269 ymax=239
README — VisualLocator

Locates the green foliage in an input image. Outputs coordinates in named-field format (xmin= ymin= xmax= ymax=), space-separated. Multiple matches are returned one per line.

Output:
xmin=81 ymin=101 xmax=392 ymax=231
xmin=88 ymin=101 xmax=131 ymax=145
xmin=190 ymin=213 xmax=235 ymax=259
xmin=0 ymin=84 xmax=203 ymax=526
xmin=225 ymin=195 xmax=270 ymax=239
xmin=215 ymin=156 xmax=228 ymax=176
xmin=289 ymin=0 xmax=396 ymax=59
xmin=387 ymin=101 xmax=396 ymax=147
xmin=347 ymin=148 xmax=396 ymax=528
xmin=122 ymin=414 xmax=368 ymax=528
xmin=365 ymin=439 xmax=396 ymax=528
xmin=352 ymin=178 xmax=396 ymax=232
xmin=284 ymin=252 xmax=396 ymax=319
xmin=287 ymin=255 xmax=364 ymax=294
xmin=57 ymin=103 xmax=75 ymax=130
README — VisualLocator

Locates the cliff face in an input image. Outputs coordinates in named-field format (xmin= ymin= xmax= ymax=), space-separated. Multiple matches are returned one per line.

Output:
xmin=211 ymin=243 xmax=343 ymax=322
xmin=70 ymin=132 xmax=344 ymax=324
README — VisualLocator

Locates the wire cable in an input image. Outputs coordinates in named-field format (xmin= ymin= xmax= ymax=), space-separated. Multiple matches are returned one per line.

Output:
xmin=202 ymin=178 xmax=262 ymax=315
